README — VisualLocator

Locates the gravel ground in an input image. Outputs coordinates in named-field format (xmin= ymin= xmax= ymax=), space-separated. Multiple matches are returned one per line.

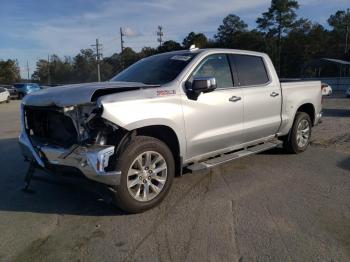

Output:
xmin=312 ymin=95 xmax=350 ymax=153
xmin=0 ymin=98 xmax=349 ymax=262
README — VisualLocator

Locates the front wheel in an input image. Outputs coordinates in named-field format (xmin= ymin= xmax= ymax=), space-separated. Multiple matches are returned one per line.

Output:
xmin=283 ymin=112 xmax=312 ymax=154
xmin=113 ymin=136 xmax=175 ymax=213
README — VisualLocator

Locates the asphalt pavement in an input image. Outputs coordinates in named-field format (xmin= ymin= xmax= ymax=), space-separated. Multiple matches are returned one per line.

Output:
xmin=0 ymin=98 xmax=349 ymax=262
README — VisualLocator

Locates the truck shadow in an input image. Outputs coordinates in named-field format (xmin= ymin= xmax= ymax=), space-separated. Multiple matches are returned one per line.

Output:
xmin=258 ymin=147 xmax=290 ymax=155
xmin=0 ymin=138 xmax=124 ymax=216
xmin=337 ymin=157 xmax=350 ymax=172
xmin=323 ymin=108 xmax=350 ymax=117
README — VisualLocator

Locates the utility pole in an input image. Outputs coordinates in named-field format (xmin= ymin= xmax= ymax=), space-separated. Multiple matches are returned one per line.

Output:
xmin=91 ymin=39 xmax=102 ymax=82
xmin=120 ymin=27 xmax=125 ymax=52
xmin=26 ymin=61 xmax=30 ymax=81
xmin=47 ymin=54 xmax=51 ymax=85
xmin=345 ymin=8 xmax=349 ymax=54
xmin=120 ymin=27 xmax=125 ymax=69
xmin=157 ymin=25 xmax=163 ymax=47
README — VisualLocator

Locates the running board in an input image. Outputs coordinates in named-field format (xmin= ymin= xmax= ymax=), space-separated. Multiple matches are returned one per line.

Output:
xmin=187 ymin=140 xmax=282 ymax=172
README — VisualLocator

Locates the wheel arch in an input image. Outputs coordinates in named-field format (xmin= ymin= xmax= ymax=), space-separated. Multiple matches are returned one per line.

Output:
xmin=279 ymin=102 xmax=315 ymax=142
xmin=133 ymin=125 xmax=183 ymax=176
xmin=296 ymin=103 xmax=315 ymax=126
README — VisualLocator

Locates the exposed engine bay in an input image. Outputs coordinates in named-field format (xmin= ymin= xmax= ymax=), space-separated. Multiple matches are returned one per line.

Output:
xmin=24 ymin=103 xmax=126 ymax=149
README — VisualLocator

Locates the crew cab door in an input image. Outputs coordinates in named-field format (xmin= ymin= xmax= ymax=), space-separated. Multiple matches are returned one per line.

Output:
xmin=181 ymin=54 xmax=244 ymax=160
xmin=230 ymin=54 xmax=282 ymax=142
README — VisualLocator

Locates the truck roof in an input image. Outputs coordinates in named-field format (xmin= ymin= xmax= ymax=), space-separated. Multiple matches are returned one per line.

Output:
xmin=161 ymin=48 xmax=267 ymax=58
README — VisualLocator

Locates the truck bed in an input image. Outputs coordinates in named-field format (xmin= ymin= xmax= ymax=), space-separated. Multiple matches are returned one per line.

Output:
xmin=278 ymin=80 xmax=322 ymax=135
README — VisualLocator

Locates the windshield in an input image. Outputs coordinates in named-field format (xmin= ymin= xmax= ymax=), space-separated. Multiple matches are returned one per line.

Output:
xmin=111 ymin=52 xmax=198 ymax=85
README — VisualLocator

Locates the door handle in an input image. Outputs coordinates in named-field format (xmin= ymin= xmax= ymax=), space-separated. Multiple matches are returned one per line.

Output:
xmin=229 ymin=96 xmax=241 ymax=102
xmin=270 ymin=92 xmax=279 ymax=97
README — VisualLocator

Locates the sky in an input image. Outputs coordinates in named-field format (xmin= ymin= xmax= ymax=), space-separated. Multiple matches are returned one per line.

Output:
xmin=0 ymin=0 xmax=349 ymax=78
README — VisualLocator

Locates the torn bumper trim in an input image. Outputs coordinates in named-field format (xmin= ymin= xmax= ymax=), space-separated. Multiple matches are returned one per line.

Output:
xmin=19 ymin=131 xmax=45 ymax=167
xmin=18 ymin=131 xmax=121 ymax=186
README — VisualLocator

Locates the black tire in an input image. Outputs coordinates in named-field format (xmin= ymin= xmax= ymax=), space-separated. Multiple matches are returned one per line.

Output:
xmin=6 ymin=96 xmax=10 ymax=103
xmin=113 ymin=136 xmax=175 ymax=213
xmin=283 ymin=112 xmax=312 ymax=154
xmin=18 ymin=93 xmax=23 ymax=100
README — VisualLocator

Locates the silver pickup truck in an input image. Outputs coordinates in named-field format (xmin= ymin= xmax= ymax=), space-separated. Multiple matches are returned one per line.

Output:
xmin=19 ymin=48 xmax=322 ymax=213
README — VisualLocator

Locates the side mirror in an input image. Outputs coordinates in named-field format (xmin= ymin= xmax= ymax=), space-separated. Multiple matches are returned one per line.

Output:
xmin=185 ymin=77 xmax=217 ymax=100
xmin=191 ymin=77 xmax=217 ymax=93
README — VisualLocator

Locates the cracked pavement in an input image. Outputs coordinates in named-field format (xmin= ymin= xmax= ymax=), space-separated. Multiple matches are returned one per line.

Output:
xmin=0 ymin=97 xmax=349 ymax=262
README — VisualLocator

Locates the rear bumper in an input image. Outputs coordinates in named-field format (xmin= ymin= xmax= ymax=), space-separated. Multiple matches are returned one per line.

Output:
xmin=315 ymin=111 xmax=322 ymax=125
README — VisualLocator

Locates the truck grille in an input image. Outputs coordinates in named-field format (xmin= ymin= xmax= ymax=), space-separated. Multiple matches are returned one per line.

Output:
xmin=25 ymin=106 xmax=78 ymax=148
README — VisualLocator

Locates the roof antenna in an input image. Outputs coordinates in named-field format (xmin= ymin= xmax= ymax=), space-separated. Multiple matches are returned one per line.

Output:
xmin=189 ymin=44 xmax=198 ymax=51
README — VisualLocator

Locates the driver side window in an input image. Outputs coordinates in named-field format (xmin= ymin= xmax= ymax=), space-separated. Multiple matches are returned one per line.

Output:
xmin=190 ymin=54 xmax=234 ymax=89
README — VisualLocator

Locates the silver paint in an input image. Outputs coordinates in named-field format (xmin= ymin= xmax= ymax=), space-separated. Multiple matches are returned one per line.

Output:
xmin=19 ymin=48 xmax=322 ymax=184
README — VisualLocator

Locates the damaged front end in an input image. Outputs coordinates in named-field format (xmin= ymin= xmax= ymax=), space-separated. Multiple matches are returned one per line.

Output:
xmin=18 ymin=102 xmax=126 ymax=186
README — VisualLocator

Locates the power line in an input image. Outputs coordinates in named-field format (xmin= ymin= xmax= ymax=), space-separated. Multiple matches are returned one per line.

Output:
xmin=91 ymin=38 xmax=103 ymax=82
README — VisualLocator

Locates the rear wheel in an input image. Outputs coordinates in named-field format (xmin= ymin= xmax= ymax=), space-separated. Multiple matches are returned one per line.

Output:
xmin=283 ymin=112 xmax=312 ymax=154
xmin=113 ymin=136 xmax=175 ymax=213
xmin=6 ymin=96 xmax=10 ymax=103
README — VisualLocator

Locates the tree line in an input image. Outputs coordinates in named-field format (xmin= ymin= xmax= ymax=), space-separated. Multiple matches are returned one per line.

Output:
xmin=1 ymin=0 xmax=349 ymax=85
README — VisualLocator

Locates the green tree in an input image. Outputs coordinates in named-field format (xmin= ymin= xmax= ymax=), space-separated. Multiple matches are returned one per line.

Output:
xmin=328 ymin=9 xmax=350 ymax=33
xmin=215 ymin=14 xmax=248 ymax=46
xmin=100 ymin=60 xmax=114 ymax=80
xmin=32 ymin=59 xmax=50 ymax=83
xmin=103 ymin=53 xmax=123 ymax=77
xmin=157 ymin=40 xmax=182 ymax=53
xmin=256 ymin=0 xmax=300 ymax=75
xmin=121 ymin=47 xmax=139 ymax=69
xmin=73 ymin=49 xmax=97 ymax=83
xmin=328 ymin=9 xmax=350 ymax=56
xmin=0 ymin=59 xmax=21 ymax=84
xmin=139 ymin=47 xmax=157 ymax=58
xmin=182 ymin=32 xmax=208 ymax=48
xmin=32 ymin=55 xmax=74 ymax=84
xmin=229 ymin=30 xmax=267 ymax=52
xmin=282 ymin=20 xmax=328 ymax=77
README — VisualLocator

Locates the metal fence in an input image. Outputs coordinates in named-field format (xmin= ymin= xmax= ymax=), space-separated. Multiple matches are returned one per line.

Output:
xmin=301 ymin=77 xmax=350 ymax=92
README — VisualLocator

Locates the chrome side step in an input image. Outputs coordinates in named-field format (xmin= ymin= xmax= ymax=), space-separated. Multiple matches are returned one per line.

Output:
xmin=187 ymin=140 xmax=282 ymax=172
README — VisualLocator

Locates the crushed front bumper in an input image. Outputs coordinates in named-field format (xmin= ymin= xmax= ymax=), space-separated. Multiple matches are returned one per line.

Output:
xmin=19 ymin=131 xmax=121 ymax=186
xmin=19 ymin=103 xmax=121 ymax=186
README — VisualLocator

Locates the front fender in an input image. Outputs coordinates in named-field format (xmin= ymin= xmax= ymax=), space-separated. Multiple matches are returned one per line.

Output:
xmin=99 ymin=93 xmax=187 ymax=157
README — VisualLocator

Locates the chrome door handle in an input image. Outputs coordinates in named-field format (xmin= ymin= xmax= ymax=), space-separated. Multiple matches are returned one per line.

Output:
xmin=270 ymin=92 xmax=279 ymax=97
xmin=229 ymin=96 xmax=241 ymax=102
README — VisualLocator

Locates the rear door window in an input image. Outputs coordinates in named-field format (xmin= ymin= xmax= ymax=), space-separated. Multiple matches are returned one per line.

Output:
xmin=231 ymin=55 xmax=269 ymax=86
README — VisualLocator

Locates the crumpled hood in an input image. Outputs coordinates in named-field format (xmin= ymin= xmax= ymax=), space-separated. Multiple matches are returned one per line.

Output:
xmin=23 ymin=81 xmax=159 ymax=107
